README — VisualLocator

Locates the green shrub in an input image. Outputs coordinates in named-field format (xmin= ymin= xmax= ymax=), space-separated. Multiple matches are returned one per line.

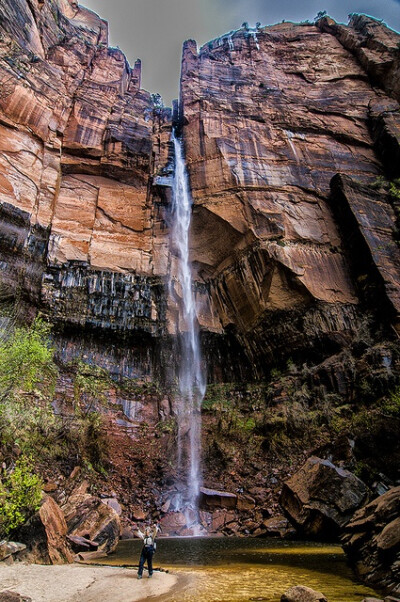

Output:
xmin=380 ymin=387 xmax=400 ymax=416
xmin=73 ymin=360 xmax=108 ymax=418
xmin=0 ymin=317 xmax=58 ymax=455
xmin=0 ymin=456 xmax=42 ymax=537
xmin=0 ymin=316 xmax=56 ymax=400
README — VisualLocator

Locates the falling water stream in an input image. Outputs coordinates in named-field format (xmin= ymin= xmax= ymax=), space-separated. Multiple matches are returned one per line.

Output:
xmin=170 ymin=130 xmax=206 ymax=524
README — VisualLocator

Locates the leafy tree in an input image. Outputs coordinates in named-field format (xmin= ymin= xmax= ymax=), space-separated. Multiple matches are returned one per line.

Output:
xmin=0 ymin=317 xmax=58 ymax=453
xmin=151 ymin=93 xmax=164 ymax=109
xmin=0 ymin=316 xmax=56 ymax=401
xmin=0 ymin=455 xmax=42 ymax=537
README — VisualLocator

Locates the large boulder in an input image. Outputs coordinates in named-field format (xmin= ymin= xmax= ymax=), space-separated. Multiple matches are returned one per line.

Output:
xmin=281 ymin=585 xmax=328 ymax=602
xmin=15 ymin=495 xmax=73 ymax=564
xmin=63 ymin=484 xmax=121 ymax=554
xmin=0 ymin=542 xmax=26 ymax=562
xmin=199 ymin=487 xmax=237 ymax=510
xmin=280 ymin=457 xmax=369 ymax=540
xmin=342 ymin=486 xmax=400 ymax=595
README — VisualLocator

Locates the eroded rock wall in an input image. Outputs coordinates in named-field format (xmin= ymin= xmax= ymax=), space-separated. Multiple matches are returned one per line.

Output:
xmin=180 ymin=18 xmax=400 ymax=370
xmin=0 ymin=0 xmax=172 ymax=357
xmin=1 ymin=4 xmax=400 ymax=379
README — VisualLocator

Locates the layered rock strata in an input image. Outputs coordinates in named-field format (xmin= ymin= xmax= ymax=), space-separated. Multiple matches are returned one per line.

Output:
xmin=1 ymin=4 xmax=400 ymax=377
xmin=180 ymin=16 xmax=400 ymax=370
xmin=342 ymin=487 xmax=400 ymax=595
xmin=0 ymin=0 xmax=173 ymax=357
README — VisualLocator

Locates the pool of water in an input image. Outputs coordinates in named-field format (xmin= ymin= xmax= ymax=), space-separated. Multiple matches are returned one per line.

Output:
xmin=96 ymin=537 xmax=381 ymax=602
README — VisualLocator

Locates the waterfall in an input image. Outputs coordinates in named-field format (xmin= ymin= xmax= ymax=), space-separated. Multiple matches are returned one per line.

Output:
xmin=170 ymin=129 xmax=206 ymax=525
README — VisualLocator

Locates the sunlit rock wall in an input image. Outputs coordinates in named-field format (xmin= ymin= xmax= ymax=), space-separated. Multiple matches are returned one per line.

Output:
xmin=1 ymin=3 xmax=400 ymax=379
xmin=0 ymin=0 xmax=172 ymax=349
xmin=180 ymin=17 xmax=400 ymax=371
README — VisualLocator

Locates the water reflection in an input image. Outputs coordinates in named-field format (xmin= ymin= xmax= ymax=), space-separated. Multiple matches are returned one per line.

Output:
xmin=99 ymin=537 xmax=381 ymax=602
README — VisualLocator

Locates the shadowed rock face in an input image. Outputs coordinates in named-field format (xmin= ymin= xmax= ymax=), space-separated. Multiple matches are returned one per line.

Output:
xmin=280 ymin=457 xmax=369 ymax=540
xmin=1 ymin=4 xmax=400 ymax=377
xmin=342 ymin=486 xmax=400 ymax=595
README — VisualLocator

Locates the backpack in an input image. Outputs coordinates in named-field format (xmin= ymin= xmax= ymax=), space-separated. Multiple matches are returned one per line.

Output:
xmin=144 ymin=536 xmax=156 ymax=550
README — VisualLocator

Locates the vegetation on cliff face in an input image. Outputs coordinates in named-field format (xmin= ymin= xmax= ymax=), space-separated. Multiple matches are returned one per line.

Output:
xmin=0 ymin=317 xmax=53 ymax=536
xmin=0 ymin=312 xmax=115 ymax=537
xmin=0 ymin=456 xmax=42 ymax=537
xmin=0 ymin=317 xmax=57 ymax=452
xmin=201 ymin=338 xmax=400 ymax=500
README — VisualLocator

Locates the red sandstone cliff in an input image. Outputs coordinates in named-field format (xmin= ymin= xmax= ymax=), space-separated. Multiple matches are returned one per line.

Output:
xmin=0 ymin=0 xmax=172 ymax=341
xmin=180 ymin=17 xmax=400 ymax=371
xmin=0 ymin=3 xmax=400 ymax=378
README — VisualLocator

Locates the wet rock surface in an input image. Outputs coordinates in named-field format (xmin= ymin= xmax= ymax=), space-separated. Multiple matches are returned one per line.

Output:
xmin=342 ymin=487 xmax=400 ymax=595
xmin=0 ymin=0 xmax=172 ymax=352
xmin=0 ymin=6 xmax=400 ymax=598
xmin=0 ymin=4 xmax=400 ymax=379
xmin=180 ymin=18 xmax=397 ymax=370
xmin=281 ymin=585 xmax=328 ymax=602
xmin=280 ymin=457 xmax=369 ymax=540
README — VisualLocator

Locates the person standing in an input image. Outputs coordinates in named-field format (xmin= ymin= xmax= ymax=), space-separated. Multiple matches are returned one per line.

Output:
xmin=136 ymin=523 xmax=160 ymax=579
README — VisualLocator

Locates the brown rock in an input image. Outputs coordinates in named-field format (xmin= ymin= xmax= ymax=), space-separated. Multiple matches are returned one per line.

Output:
xmin=342 ymin=487 xmax=400 ymax=595
xmin=42 ymin=482 xmax=58 ymax=493
xmin=211 ymin=511 xmax=226 ymax=533
xmin=180 ymin=19 xmax=386 ymax=369
xmin=369 ymin=99 xmax=400 ymax=179
xmin=160 ymin=512 xmax=187 ymax=535
xmin=199 ymin=487 xmax=237 ymax=510
xmin=280 ymin=456 xmax=369 ymax=540
xmin=131 ymin=507 xmax=146 ymax=521
xmin=102 ymin=498 xmax=123 ymax=516
xmin=0 ymin=542 xmax=26 ymax=562
xmin=262 ymin=515 xmax=296 ymax=538
xmin=0 ymin=0 xmax=172 ymax=346
xmin=330 ymin=175 xmax=400 ymax=332
xmin=0 ymin=593 xmax=32 ymax=602
xmin=15 ymin=496 xmax=73 ymax=564
xmin=318 ymin=14 xmax=400 ymax=102
xmin=63 ymin=491 xmax=121 ymax=554
xmin=0 ymin=1 xmax=400 ymax=384
xmin=237 ymin=494 xmax=256 ymax=512
xmin=39 ymin=497 xmax=74 ymax=563
xmin=281 ymin=585 xmax=327 ymax=602
xmin=67 ymin=535 xmax=99 ymax=552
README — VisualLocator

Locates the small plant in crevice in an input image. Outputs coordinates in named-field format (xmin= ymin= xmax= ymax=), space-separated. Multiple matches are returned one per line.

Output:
xmin=370 ymin=176 xmax=400 ymax=244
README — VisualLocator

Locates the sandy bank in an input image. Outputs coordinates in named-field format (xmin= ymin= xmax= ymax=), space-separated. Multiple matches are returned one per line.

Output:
xmin=0 ymin=564 xmax=178 ymax=602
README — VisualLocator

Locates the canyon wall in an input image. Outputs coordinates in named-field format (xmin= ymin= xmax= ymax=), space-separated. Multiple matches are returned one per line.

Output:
xmin=1 ymin=2 xmax=400 ymax=380
xmin=180 ymin=16 xmax=400 ymax=374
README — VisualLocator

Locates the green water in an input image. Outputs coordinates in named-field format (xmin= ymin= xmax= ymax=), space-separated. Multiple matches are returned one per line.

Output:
xmin=98 ymin=537 xmax=381 ymax=601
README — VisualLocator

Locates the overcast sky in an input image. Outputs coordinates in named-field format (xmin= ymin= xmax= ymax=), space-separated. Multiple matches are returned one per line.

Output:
xmin=81 ymin=0 xmax=400 ymax=105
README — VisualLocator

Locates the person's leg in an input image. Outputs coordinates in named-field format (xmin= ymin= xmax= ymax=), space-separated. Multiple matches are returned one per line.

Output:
xmin=138 ymin=549 xmax=145 ymax=578
xmin=148 ymin=550 xmax=153 ymax=577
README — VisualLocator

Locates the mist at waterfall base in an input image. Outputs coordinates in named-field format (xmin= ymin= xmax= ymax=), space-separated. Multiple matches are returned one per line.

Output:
xmin=169 ymin=131 xmax=206 ymax=531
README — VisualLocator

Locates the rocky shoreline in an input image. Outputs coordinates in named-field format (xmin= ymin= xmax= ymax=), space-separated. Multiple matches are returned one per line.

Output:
xmin=0 ymin=564 xmax=178 ymax=602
